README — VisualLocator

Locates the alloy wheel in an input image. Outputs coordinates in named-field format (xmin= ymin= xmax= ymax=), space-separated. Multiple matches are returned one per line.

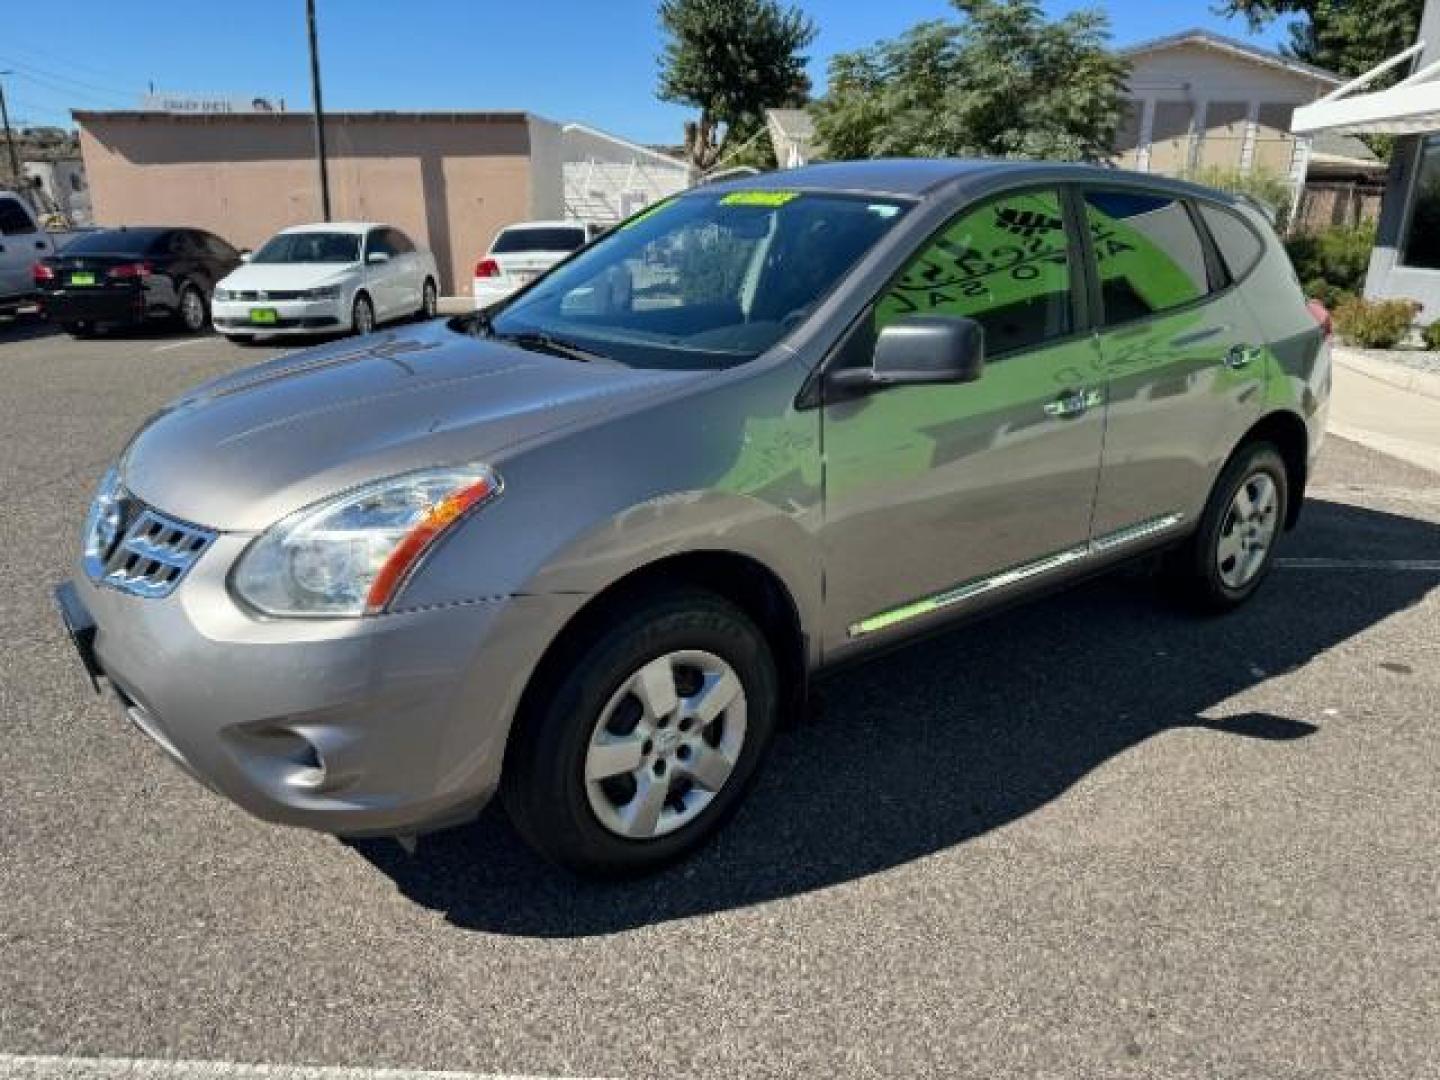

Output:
xmin=1216 ymin=472 xmax=1279 ymax=589
xmin=354 ymin=297 xmax=374 ymax=335
xmin=423 ymin=281 xmax=437 ymax=318
xmin=584 ymin=649 xmax=747 ymax=840
xmin=181 ymin=288 xmax=205 ymax=332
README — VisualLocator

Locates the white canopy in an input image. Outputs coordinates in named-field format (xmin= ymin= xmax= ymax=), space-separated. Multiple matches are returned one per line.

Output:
xmin=1293 ymin=41 xmax=1440 ymax=135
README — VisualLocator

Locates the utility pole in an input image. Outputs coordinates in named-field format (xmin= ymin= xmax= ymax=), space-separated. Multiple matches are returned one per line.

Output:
xmin=0 ymin=73 xmax=21 ymax=191
xmin=305 ymin=0 xmax=331 ymax=221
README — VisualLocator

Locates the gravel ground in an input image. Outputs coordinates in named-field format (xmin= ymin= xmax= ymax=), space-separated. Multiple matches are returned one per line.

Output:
xmin=1344 ymin=345 xmax=1440 ymax=376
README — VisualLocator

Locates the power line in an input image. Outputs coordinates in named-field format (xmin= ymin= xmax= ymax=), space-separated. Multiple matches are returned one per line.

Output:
xmin=0 ymin=40 xmax=144 ymax=88
xmin=0 ymin=56 xmax=137 ymax=103
xmin=4 ymin=70 xmax=131 ymax=109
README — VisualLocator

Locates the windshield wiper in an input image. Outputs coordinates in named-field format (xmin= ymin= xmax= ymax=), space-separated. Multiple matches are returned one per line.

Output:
xmin=494 ymin=330 xmax=605 ymax=363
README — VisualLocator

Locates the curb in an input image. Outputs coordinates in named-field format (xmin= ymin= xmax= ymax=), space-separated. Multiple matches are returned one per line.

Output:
xmin=1333 ymin=348 xmax=1440 ymax=403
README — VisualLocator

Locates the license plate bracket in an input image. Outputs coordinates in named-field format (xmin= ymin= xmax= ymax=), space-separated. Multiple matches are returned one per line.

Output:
xmin=69 ymin=271 xmax=96 ymax=286
xmin=54 ymin=582 xmax=103 ymax=694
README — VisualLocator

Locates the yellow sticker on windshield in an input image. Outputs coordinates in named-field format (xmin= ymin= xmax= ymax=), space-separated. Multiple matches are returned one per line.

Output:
xmin=720 ymin=191 xmax=800 ymax=207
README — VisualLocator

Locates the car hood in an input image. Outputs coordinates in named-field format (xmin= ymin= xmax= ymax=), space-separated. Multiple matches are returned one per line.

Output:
xmin=120 ymin=321 xmax=700 ymax=531
xmin=219 ymin=263 xmax=356 ymax=291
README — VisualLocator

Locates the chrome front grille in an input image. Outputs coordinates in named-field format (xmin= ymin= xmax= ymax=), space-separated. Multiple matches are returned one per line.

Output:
xmin=227 ymin=289 xmax=303 ymax=301
xmin=85 ymin=497 xmax=216 ymax=599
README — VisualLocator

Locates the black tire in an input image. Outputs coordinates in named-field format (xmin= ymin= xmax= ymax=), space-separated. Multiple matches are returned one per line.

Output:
xmin=352 ymin=293 xmax=375 ymax=336
xmin=1164 ymin=441 xmax=1289 ymax=613
xmin=417 ymin=278 xmax=438 ymax=320
xmin=63 ymin=321 xmax=93 ymax=338
xmin=502 ymin=588 xmax=779 ymax=877
xmin=177 ymin=283 xmax=208 ymax=333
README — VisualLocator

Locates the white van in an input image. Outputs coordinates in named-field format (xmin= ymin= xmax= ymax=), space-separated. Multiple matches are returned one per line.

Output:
xmin=0 ymin=192 xmax=58 ymax=316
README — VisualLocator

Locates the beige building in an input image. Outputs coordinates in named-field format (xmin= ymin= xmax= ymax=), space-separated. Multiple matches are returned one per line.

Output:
xmin=74 ymin=110 xmax=690 ymax=294
xmin=1112 ymin=29 xmax=1342 ymax=185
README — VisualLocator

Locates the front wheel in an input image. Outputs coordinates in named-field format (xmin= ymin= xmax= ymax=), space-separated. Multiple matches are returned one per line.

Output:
xmin=502 ymin=589 xmax=779 ymax=877
xmin=417 ymin=278 xmax=437 ymax=320
xmin=351 ymin=293 xmax=375 ymax=335
xmin=1164 ymin=441 xmax=1288 ymax=612
xmin=177 ymin=284 xmax=208 ymax=333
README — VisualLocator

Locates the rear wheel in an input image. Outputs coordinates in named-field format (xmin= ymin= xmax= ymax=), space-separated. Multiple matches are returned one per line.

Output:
xmin=502 ymin=589 xmax=779 ymax=877
xmin=177 ymin=284 xmax=208 ymax=333
xmin=352 ymin=293 xmax=375 ymax=335
xmin=1164 ymin=441 xmax=1288 ymax=612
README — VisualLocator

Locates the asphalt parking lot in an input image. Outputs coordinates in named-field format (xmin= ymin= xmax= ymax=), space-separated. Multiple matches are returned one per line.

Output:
xmin=1 ymin=313 xmax=1438 ymax=1079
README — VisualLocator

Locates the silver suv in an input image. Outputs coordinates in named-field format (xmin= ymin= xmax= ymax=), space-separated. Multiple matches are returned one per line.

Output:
xmin=56 ymin=161 xmax=1331 ymax=876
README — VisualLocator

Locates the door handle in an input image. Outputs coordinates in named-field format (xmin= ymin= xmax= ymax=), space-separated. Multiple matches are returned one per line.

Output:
xmin=1044 ymin=387 xmax=1103 ymax=419
xmin=1224 ymin=344 xmax=1262 ymax=370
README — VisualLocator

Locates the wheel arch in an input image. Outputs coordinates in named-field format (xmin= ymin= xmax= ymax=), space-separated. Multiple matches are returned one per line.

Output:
xmin=512 ymin=550 xmax=810 ymax=741
xmin=1238 ymin=409 xmax=1310 ymax=529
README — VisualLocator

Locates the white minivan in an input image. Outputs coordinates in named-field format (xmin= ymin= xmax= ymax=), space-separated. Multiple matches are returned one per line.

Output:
xmin=0 ymin=192 xmax=57 ymax=316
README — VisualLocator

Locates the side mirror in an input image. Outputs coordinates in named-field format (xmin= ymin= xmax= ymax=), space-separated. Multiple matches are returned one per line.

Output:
xmin=829 ymin=315 xmax=986 ymax=393
xmin=367 ymin=251 xmax=390 ymax=265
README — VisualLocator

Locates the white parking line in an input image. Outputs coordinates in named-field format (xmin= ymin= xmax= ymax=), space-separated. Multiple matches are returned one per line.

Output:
xmin=1276 ymin=557 xmax=1440 ymax=571
xmin=0 ymin=1054 xmax=593 ymax=1080
xmin=151 ymin=339 xmax=213 ymax=353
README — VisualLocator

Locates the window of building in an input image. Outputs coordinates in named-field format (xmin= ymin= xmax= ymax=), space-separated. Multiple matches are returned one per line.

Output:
xmin=1402 ymin=135 xmax=1440 ymax=270
xmin=1083 ymin=190 xmax=1211 ymax=325
xmin=875 ymin=188 xmax=1074 ymax=357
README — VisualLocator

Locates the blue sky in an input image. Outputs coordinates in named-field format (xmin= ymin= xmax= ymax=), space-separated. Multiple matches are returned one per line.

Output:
xmin=2 ymin=0 xmax=1290 ymax=144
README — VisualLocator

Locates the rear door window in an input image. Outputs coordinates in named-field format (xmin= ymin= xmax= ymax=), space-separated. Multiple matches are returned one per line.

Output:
xmin=1197 ymin=203 xmax=1265 ymax=283
xmin=0 ymin=197 xmax=36 ymax=235
xmin=493 ymin=227 xmax=587 ymax=254
xmin=1082 ymin=190 xmax=1212 ymax=326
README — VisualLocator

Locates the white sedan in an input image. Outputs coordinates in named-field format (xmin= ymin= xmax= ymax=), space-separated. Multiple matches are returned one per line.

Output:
xmin=213 ymin=222 xmax=439 ymax=340
xmin=472 ymin=220 xmax=601 ymax=308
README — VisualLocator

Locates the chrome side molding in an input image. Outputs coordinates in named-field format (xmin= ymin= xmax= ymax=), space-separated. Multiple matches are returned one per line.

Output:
xmin=849 ymin=512 xmax=1185 ymax=639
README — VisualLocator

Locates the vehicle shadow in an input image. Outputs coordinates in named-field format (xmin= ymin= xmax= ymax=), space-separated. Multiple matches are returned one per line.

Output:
xmin=0 ymin=311 xmax=60 ymax=343
xmin=350 ymin=497 xmax=1439 ymax=936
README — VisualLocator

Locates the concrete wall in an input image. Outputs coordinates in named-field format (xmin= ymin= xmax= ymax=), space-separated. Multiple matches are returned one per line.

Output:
xmin=76 ymin=112 xmax=537 ymax=294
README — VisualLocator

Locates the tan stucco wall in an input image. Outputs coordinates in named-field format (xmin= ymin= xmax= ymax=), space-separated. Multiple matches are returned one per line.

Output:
xmin=76 ymin=113 xmax=537 ymax=293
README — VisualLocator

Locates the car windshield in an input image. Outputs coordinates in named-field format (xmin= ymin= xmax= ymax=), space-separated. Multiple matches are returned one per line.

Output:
xmin=483 ymin=191 xmax=910 ymax=370
xmin=252 ymin=232 xmax=360 ymax=264
xmin=493 ymin=227 xmax=587 ymax=253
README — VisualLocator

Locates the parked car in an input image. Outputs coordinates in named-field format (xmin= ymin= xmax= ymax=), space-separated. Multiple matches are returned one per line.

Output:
xmin=0 ymin=191 xmax=59 ymax=318
xmin=57 ymin=161 xmax=1331 ymax=877
xmin=32 ymin=226 xmax=242 ymax=337
xmin=472 ymin=219 xmax=602 ymax=308
xmin=212 ymin=223 xmax=439 ymax=342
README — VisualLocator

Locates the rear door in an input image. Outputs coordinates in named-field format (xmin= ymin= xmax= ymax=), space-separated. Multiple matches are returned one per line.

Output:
xmin=821 ymin=186 xmax=1107 ymax=651
xmin=362 ymin=228 xmax=402 ymax=318
xmin=0 ymin=195 xmax=45 ymax=299
xmin=1080 ymin=188 xmax=1267 ymax=540
xmin=384 ymin=228 xmax=422 ymax=311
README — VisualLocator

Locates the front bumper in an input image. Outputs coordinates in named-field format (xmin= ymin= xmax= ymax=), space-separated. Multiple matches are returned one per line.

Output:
xmin=56 ymin=536 xmax=582 ymax=837
xmin=213 ymin=297 xmax=345 ymax=335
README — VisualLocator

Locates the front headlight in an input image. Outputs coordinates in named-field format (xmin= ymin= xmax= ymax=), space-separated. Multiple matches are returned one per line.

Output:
xmin=231 ymin=465 xmax=501 ymax=617
xmin=213 ymin=287 xmax=233 ymax=301
xmin=300 ymin=285 xmax=342 ymax=300
xmin=81 ymin=466 xmax=124 ymax=575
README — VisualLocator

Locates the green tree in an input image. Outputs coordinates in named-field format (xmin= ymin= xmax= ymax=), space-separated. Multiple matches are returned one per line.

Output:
xmin=657 ymin=0 xmax=817 ymax=172
xmin=1217 ymin=0 xmax=1423 ymax=82
xmin=812 ymin=0 xmax=1130 ymax=162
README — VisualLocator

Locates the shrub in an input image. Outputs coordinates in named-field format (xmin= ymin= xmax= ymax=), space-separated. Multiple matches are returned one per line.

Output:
xmin=1333 ymin=297 xmax=1421 ymax=349
xmin=1303 ymin=277 xmax=1357 ymax=310
xmin=1286 ymin=224 xmax=1376 ymax=298
xmin=1423 ymin=321 xmax=1440 ymax=351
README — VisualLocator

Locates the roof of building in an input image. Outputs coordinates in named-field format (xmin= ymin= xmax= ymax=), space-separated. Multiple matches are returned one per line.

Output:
xmin=1122 ymin=28 xmax=1343 ymax=87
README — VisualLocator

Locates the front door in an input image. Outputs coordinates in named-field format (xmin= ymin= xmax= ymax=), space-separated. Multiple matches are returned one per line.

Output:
xmin=1079 ymin=189 xmax=1266 ymax=538
xmin=821 ymin=187 xmax=1106 ymax=653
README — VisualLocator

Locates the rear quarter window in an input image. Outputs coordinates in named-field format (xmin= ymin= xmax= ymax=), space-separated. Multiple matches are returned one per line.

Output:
xmin=0 ymin=197 xmax=36 ymax=235
xmin=1198 ymin=203 xmax=1266 ymax=282
xmin=1083 ymin=190 xmax=1212 ymax=326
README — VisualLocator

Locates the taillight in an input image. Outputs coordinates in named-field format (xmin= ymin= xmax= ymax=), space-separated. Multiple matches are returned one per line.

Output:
xmin=1306 ymin=298 xmax=1333 ymax=342
xmin=32 ymin=262 xmax=55 ymax=283
xmin=475 ymin=258 xmax=500 ymax=279
xmin=108 ymin=261 xmax=153 ymax=280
